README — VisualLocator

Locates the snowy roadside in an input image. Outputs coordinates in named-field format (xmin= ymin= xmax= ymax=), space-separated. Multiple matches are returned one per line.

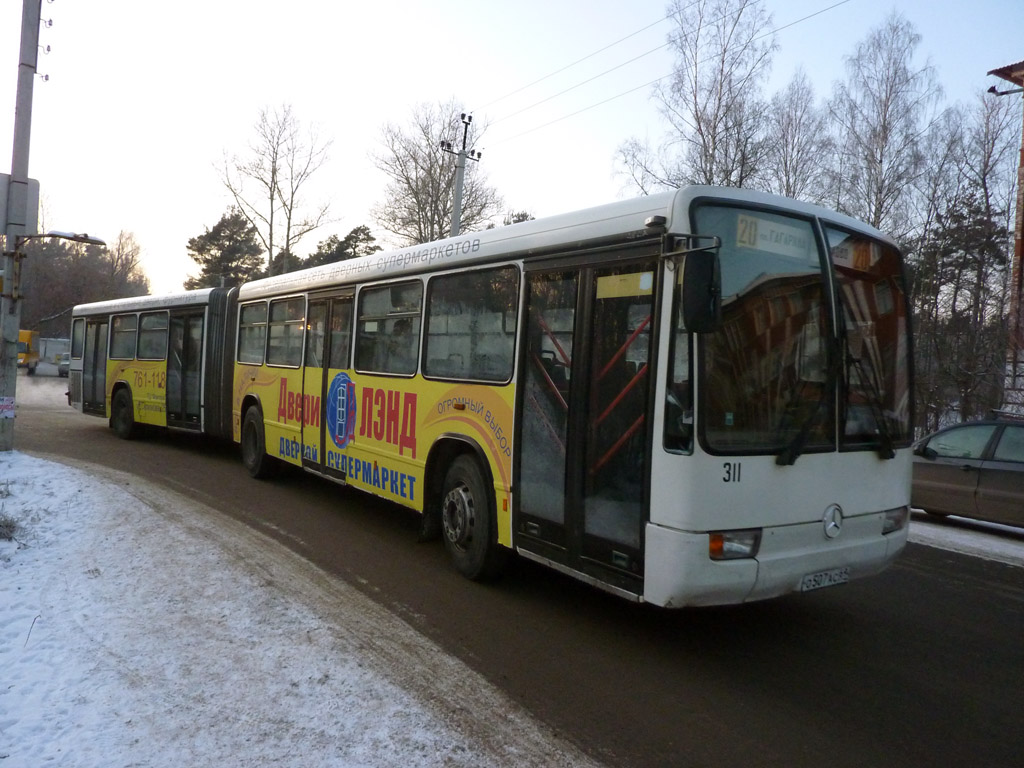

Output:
xmin=0 ymin=450 xmax=602 ymax=767
xmin=908 ymin=511 xmax=1024 ymax=568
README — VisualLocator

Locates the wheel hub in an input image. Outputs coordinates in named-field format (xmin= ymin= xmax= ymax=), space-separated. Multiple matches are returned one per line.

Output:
xmin=442 ymin=485 xmax=475 ymax=549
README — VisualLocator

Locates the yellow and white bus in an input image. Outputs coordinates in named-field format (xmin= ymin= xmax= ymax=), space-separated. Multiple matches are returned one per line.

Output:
xmin=70 ymin=186 xmax=913 ymax=607
xmin=68 ymin=288 xmax=236 ymax=440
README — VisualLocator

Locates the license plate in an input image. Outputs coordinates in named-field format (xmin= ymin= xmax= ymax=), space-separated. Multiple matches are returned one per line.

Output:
xmin=800 ymin=567 xmax=850 ymax=592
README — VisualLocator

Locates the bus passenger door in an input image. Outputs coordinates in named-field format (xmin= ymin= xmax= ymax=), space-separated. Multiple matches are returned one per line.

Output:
xmin=517 ymin=258 xmax=656 ymax=595
xmin=167 ymin=311 xmax=204 ymax=427
xmin=302 ymin=295 xmax=353 ymax=477
xmin=82 ymin=319 xmax=108 ymax=416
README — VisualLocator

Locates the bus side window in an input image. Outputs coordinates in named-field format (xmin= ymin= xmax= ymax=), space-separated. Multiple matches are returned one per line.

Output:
xmin=329 ymin=298 xmax=352 ymax=369
xmin=424 ymin=265 xmax=518 ymax=381
xmin=110 ymin=314 xmax=138 ymax=360
xmin=665 ymin=320 xmax=693 ymax=452
xmin=356 ymin=282 xmax=422 ymax=375
xmin=305 ymin=302 xmax=326 ymax=369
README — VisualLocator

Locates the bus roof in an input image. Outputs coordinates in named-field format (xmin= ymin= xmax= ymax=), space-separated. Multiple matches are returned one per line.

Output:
xmin=238 ymin=192 xmax=678 ymax=300
xmin=71 ymin=288 xmax=221 ymax=317
xmin=238 ymin=186 xmax=894 ymax=301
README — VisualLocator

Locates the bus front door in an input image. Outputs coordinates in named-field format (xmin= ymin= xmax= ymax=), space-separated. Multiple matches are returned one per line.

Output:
xmin=517 ymin=258 xmax=656 ymax=595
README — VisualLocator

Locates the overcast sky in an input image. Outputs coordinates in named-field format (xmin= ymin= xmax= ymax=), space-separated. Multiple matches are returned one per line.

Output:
xmin=2 ymin=0 xmax=1022 ymax=294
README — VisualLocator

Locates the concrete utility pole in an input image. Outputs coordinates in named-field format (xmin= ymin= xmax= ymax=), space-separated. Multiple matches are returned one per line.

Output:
xmin=440 ymin=113 xmax=481 ymax=237
xmin=987 ymin=60 xmax=1024 ymax=414
xmin=0 ymin=1 xmax=104 ymax=451
xmin=0 ymin=0 xmax=43 ymax=451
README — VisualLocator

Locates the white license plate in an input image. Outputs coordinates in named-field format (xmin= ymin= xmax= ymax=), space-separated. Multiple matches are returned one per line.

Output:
xmin=800 ymin=567 xmax=850 ymax=592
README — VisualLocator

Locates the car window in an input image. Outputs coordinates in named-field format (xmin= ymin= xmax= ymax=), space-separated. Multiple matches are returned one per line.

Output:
xmin=992 ymin=425 xmax=1024 ymax=463
xmin=929 ymin=424 xmax=997 ymax=459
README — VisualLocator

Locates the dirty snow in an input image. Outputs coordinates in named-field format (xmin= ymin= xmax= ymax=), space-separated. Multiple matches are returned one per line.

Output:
xmin=0 ymin=448 xmax=598 ymax=767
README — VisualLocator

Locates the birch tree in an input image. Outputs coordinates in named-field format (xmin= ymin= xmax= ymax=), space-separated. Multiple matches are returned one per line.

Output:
xmin=618 ymin=0 xmax=776 ymax=192
xmin=826 ymin=13 xmax=941 ymax=238
xmin=221 ymin=105 xmax=332 ymax=275
xmin=762 ymin=69 xmax=831 ymax=202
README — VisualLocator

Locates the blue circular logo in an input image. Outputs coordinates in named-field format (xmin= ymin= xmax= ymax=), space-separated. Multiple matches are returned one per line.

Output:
xmin=326 ymin=372 xmax=357 ymax=449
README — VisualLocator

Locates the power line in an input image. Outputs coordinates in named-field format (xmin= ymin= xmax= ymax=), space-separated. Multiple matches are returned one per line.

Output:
xmin=478 ymin=9 xmax=680 ymax=112
xmin=489 ymin=41 xmax=671 ymax=127
xmin=485 ymin=0 xmax=854 ymax=148
xmin=487 ymin=0 xmax=769 ymax=129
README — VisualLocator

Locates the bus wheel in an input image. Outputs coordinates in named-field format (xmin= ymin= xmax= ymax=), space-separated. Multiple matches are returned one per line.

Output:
xmin=441 ymin=455 xmax=507 ymax=581
xmin=110 ymin=388 xmax=137 ymax=440
xmin=241 ymin=407 xmax=277 ymax=479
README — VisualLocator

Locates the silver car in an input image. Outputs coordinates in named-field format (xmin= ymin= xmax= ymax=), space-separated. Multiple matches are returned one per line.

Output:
xmin=912 ymin=415 xmax=1024 ymax=527
xmin=57 ymin=352 xmax=70 ymax=378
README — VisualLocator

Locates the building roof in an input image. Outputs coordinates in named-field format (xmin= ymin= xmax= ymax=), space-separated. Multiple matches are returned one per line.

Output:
xmin=988 ymin=60 xmax=1024 ymax=87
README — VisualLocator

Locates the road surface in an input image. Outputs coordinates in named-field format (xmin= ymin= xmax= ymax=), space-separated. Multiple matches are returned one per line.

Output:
xmin=13 ymin=371 xmax=1024 ymax=767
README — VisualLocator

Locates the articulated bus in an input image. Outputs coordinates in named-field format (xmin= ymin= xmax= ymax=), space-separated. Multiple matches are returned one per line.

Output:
xmin=68 ymin=288 xmax=236 ymax=440
xmin=69 ymin=186 xmax=913 ymax=607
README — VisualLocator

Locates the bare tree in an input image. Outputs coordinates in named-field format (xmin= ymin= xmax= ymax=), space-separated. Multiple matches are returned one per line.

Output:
xmin=372 ymin=99 xmax=503 ymax=245
xmin=826 ymin=13 xmax=941 ymax=239
xmin=909 ymin=92 xmax=1019 ymax=431
xmin=19 ymin=232 xmax=149 ymax=335
xmin=105 ymin=231 xmax=145 ymax=291
xmin=762 ymin=69 xmax=831 ymax=202
xmin=618 ymin=0 xmax=776 ymax=192
xmin=220 ymin=105 xmax=331 ymax=275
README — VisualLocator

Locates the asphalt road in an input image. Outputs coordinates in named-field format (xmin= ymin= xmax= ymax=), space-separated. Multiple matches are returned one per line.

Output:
xmin=13 ymin=373 xmax=1024 ymax=768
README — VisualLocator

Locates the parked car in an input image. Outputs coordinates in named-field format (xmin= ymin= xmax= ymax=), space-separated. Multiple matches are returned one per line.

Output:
xmin=57 ymin=352 xmax=70 ymax=378
xmin=912 ymin=414 xmax=1024 ymax=528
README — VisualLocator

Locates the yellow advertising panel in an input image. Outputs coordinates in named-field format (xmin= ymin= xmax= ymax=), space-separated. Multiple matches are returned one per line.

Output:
xmin=107 ymin=359 xmax=168 ymax=426
xmin=233 ymin=364 xmax=517 ymax=546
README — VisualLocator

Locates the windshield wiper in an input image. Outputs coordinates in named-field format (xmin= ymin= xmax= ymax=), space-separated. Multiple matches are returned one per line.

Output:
xmin=845 ymin=352 xmax=896 ymax=460
xmin=776 ymin=332 xmax=843 ymax=467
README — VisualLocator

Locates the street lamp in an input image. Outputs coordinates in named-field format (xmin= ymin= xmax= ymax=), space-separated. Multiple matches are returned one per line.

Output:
xmin=0 ymin=229 xmax=106 ymax=451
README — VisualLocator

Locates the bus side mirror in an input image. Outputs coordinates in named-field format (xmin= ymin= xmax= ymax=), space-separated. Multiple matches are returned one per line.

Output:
xmin=681 ymin=250 xmax=721 ymax=333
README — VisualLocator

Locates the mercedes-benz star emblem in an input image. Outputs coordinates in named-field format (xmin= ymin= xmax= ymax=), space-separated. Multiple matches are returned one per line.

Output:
xmin=823 ymin=504 xmax=843 ymax=539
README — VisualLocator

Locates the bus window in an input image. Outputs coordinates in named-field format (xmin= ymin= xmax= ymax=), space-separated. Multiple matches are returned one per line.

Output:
xmin=137 ymin=312 xmax=169 ymax=360
xmin=305 ymin=302 xmax=327 ymax=369
xmin=238 ymin=301 xmax=268 ymax=364
xmin=665 ymin=272 xmax=693 ymax=452
xmin=267 ymin=297 xmax=305 ymax=367
xmin=356 ymin=281 xmax=422 ymax=375
xmin=71 ymin=318 xmax=85 ymax=359
xmin=329 ymin=297 xmax=352 ymax=369
xmin=425 ymin=265 xmax=519 ymax=382
xmin=110 ymin=314 xmax=138 ymax=360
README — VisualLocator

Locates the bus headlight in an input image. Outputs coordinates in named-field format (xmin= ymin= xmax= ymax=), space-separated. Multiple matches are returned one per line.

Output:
xmin=882 ymin=506 xmax=909 ymax=535
xmin=709 ymin=529 xmax=762 ymax=560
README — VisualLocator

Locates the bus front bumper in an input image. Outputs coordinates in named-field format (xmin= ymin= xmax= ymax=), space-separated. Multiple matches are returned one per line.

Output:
xmin=642 ymin=515 xmax=908 ymax=609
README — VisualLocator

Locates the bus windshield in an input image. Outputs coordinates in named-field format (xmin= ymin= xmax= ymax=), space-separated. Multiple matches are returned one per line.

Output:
xmin=687 ymin=204 xmax=910 ymax=458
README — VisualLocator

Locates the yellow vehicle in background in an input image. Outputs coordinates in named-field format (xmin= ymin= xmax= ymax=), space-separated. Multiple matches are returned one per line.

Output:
xmin=17 ymin=330 xmax=39 ymax=375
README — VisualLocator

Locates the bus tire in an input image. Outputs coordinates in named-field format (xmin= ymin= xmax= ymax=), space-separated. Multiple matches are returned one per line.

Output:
xmin=441 ymin=455 xmax=507 ymax=581
xmin=110 ymin=388 xmax=138 ymax=440
xmin=241 ymin=407 xmax=277 ymax=479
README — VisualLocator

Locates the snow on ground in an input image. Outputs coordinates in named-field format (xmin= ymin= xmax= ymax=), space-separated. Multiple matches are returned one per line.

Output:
xmin=0 ymin=445 xmax=600 ymax=768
